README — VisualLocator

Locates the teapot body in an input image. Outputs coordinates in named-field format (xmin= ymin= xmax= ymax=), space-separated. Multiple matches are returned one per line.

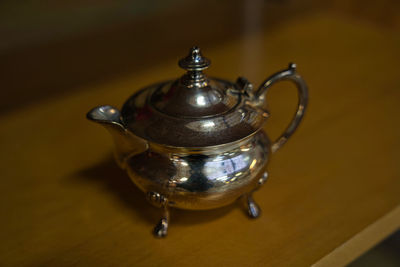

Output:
xmin=122 ymin=130 xmax=270 ymax=210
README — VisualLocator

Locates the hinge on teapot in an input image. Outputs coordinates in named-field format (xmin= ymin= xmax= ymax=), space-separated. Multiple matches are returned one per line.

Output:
xmin=233 ymin=77 xmax=261 ymax=106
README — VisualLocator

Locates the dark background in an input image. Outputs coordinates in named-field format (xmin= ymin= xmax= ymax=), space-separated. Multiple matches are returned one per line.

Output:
xmin=1 ymin=0 xmax=399 ymax=113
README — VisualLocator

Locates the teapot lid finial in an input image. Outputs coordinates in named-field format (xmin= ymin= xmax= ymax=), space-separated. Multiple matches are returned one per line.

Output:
xmin=178 ymin=46 xmax=210 ymax=71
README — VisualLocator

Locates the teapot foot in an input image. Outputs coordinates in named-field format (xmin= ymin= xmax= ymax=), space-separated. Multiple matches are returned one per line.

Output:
xmin=153 ymin=204 xmax=170 ymax=238
xmin=242 ymin=171 xmax=268 ymax=218
xmin=146 ymin=191 xmax=170 ymax=237
xmin=246 ymin=194 xmax=261 ymax=218
xmin=153 ymin=217 xmax=168 ymax=238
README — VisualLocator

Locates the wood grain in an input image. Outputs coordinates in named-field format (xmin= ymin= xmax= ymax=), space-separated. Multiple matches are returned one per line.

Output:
xmin=0 ymin=12 xmax=399 ymax=267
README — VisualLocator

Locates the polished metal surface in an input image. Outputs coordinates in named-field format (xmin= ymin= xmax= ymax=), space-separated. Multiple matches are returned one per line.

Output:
xmin=125 ymin=131 xmax=269 ymax=210
xmin=86 ymin=105 xmax=148 ymax=167
xmin=87 ymin=46 xmax=308 ymax=237
xmin=253 ymin=63 xmax=308 ymax=153
xmin=178 ymin=46 xmax=210 ymax=71
xmin=120 ymin=81 xmax=268 ymax=147
xmin=120 ymin=47 xmax=271 ymax=147
xmin=246 ymin=194 xmax=261 ymax=218
xmin=147 ymin=192 xmax=170 ymax=237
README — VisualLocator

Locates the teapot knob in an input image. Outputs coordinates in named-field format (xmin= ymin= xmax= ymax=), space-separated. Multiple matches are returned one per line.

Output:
xmin=178 ymin=46 xmax=211 ymax=71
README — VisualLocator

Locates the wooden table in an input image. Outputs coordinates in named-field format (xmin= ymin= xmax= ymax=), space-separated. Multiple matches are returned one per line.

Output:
xmin=1 ymin=10 xmax=399 ymax=267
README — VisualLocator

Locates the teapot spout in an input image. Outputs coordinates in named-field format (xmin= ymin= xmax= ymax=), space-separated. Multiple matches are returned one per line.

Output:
xmin=87 ymin=105 xmax=148 ymax=168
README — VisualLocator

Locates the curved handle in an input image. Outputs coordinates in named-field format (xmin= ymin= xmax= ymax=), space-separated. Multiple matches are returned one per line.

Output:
xmin=254 ymin=63 xmax=308 ymax=153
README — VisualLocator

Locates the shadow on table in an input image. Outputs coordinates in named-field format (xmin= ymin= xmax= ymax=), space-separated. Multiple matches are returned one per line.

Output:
xmin=77 ymin=155 xmax=238 ymax=227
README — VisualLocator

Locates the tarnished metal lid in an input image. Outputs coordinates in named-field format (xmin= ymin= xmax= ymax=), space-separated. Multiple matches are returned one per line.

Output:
xmin=121 ymin=47 xmax=269 ymax=147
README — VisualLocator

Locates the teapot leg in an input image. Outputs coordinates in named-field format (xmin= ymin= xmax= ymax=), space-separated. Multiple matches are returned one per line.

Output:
xmin=246 ymin=194 xmax=261 ymax=218
xmin=153 ymin=205 xmax=170 ymax=238
xmin=244 ymin=171 xmax=269 ymax=218
xmin=146 ymin=191 xmax=170 ymax=238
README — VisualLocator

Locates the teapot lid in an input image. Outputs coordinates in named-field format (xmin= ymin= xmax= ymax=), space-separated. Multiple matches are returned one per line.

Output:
xmin=121 ymin=47 xmax=268 ymax=147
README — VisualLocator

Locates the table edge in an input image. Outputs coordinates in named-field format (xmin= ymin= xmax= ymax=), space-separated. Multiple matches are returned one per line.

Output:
xmin=312 ymin=204 xmax=400 ymax=267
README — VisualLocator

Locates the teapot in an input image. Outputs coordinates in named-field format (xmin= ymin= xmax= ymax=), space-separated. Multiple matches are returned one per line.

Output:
xmin=87 ymin=47 xmax=308 ymax=237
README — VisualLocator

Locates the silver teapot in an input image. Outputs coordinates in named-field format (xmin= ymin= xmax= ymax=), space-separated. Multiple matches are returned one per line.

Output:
xmin=87 ymin=47 xmax=308 ymax=237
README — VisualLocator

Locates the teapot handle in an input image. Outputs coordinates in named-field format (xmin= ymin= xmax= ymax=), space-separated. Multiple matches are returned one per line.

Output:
xmin=254 ymin=63 xmax=308 ymax=153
